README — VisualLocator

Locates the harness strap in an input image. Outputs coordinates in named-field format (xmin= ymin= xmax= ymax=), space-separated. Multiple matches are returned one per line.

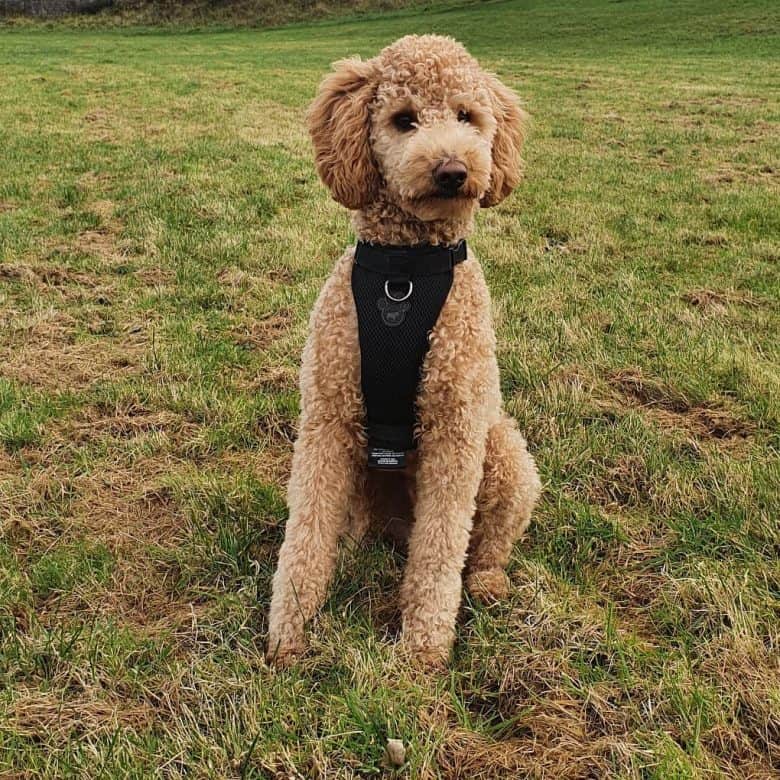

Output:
xmin=351 ymin=240 xmax=468 ymax=469
xmin=354 ymin=239 xmax=467 ymax=276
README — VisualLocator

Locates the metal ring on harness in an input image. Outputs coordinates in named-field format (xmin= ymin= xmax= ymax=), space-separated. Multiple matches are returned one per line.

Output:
xmin=384 ymin=279 xmax=413 ymax=302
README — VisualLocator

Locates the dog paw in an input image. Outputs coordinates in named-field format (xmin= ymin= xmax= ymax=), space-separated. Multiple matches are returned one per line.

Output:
xmin=399 ymin=630 xmax=451 ymax=669
xmin=266 ymin=629 xmax=306 ymax=668
xmin=466 ymin=568 xmax=510 ymax=603
xmin=266 ymin=646 xmax=303 ymax=669
xmin=402 ymin=642 xmax=449 ymax=670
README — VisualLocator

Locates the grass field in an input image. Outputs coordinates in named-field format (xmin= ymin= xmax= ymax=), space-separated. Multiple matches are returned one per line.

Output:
xmin=1 ymin=0 xmax=779 ymax=776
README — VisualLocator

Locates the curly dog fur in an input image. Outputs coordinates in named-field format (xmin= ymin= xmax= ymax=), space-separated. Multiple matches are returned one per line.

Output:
xmin=268 ymin=35 xmax=541 ymax=666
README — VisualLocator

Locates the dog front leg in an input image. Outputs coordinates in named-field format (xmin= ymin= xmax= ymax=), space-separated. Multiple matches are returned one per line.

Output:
xmin=267 ymin=415 xmax=358 ymax=665
xmin=400 ymin=413 xmax=487 ymax=665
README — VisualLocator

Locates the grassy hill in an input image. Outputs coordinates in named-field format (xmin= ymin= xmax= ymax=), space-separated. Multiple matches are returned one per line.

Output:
xmin=0 ymin=0 xmax=469 ymax=27
xmin=1 ymin=0 xmax=778 ymax=776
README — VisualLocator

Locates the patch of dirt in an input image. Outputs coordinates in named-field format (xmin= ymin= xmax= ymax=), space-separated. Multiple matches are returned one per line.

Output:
xmin=601 ymin=522 xmax=671 ymax=571
xmin=0 ymin=310 xmax=146 ymax=391
xmin=700 ymin=638 xmax=780 ymax=769
xmin=217 ymin=267 xmax=251 ymax=287
xmin=704 ymin=169 xmax=738 ymax=184
xmin=606 ymin=368 xmax=755 ymax=443
xmin=72 ymin=228 xmax=123 ymax=261
xmin=232 ymin=310 xmax=295 ymax=350
xmin=583 ymin=311 xmax=615 ymax=333
xmin=592 ymin=525 xmax=679 ymax=636
xmin=50 ymin=553 xmax=209 ymax=641
xmin=83 ymin=107 xmax=122 ymax=144
xmin=704 ymin=726 xmax=778 ymax=779
xmin=0 ymin=262 xmax=40 ymax=286
xmin=33 ymin=265 xmax=101 ymax=288
xmin=681 ymin=230 xmax=729 ymax=247
xmin=134 ymin=266 xmax=174 ymax=286
xmin=87 ymin=199 xmax=117 ymax=222
xmin=609 ymin=368 xmax=690 ymax=413
xmin=651 ymin=405 xmax=755 ymax=441
xmin=667 ymin=96 xmax=767 ymax=116
xmin=57 ymin=457 xmax=196 ymax=632
xmin=681 ymin=288 xmax=762 ymax=311
xmin=437 ymin=717 xmax=638 ymax=779
xmin=430 ymin=645 xmax=640 ymax=779
xmin=702 ymin=163 xmax=777 ymax=186
xmin=0 ymin=447 xmax=19 ymax=477
xmin=592 ymin=454 xmax=652 ymax=508
xmin=427 ymin=617 xmax=777 ymax=779
xmin=0 ymin=262 xmax=115 ymax=308
xmin=48 ymin=198 xmax=128 ymax=265
xmin=7 ymin=427 xmax=220 ymax=642
xmin=264 ymin=266 xmax=300 ymax=284
xmin=603 ymin=569 xmax=670 ymax=621
xmin=77 ymin=170 xmax=114 ymax=190
xmin=239 ymin=363 xmax=298 ymax=393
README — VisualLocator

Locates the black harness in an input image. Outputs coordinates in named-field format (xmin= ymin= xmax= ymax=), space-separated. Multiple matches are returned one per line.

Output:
xmin=351 ymin=239 xmax=468 ymax=469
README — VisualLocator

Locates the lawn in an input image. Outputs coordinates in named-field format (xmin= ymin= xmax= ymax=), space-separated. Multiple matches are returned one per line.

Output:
xmin=0 ymin=0 xmax=778 ymax=776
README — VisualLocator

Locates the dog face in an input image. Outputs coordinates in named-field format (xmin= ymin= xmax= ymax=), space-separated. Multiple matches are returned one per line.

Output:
xmin=308 ymin=35 xmax=527 ymax=220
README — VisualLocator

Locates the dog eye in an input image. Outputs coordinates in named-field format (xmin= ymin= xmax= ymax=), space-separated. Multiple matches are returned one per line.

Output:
xmin=457 ymin=109 xmax=471 ymax=123
xmin=393 ymin=112 xmax=417 ymax=132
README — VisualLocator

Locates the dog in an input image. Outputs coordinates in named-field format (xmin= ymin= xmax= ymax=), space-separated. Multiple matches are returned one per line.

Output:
xmin=268 ymin=34 xmax=541 ymax=667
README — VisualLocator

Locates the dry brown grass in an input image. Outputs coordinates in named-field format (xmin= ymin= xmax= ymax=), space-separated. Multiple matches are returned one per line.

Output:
xmin=681 ymin=288 xmax=763 ymax=311
xmin=607 ymin=368 xmax=756 ymax=444
xmin=8 ymin=686 xmax=156 ymax=740
xmin=0 ymin=314 xmax=145 ymax=390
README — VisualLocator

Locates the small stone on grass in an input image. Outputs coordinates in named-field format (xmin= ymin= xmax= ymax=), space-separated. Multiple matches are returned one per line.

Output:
xmin=385 ymin=738 xmax=405 ymax=767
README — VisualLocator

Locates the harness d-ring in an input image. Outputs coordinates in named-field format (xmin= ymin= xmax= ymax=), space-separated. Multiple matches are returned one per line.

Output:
xmin=384 ymin=279 xmax=413 ymax=302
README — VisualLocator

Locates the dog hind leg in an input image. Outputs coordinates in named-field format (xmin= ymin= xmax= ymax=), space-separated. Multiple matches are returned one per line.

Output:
xmin=466 ymin=414 xmax=541 ymax=601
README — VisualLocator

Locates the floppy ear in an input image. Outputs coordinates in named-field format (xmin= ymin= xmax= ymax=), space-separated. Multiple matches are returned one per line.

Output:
xmin=307 ymin=58 xmax=380 ymax=210
xmin=480 ymin=75 xmax=529 ymax=208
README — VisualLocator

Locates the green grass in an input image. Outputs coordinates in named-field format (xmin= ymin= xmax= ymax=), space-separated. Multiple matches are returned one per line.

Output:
xmin=1 ymin=0 xmax=779 ymax=776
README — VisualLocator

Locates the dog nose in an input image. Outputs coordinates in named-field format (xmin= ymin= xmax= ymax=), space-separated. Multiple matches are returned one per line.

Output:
xmin=433 ymin=160 xmax=468 ymax=192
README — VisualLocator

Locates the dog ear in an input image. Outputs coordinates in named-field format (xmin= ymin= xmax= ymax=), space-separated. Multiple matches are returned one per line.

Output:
xmin=480 ymin=75 xmax=529 ymax=208
xmin=307 ymin=57 xmax=380 ymax=210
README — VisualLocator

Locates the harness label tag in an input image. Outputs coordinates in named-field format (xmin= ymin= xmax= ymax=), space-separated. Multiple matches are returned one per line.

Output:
xmin=367 ymin=447 xmax=407 ymax=469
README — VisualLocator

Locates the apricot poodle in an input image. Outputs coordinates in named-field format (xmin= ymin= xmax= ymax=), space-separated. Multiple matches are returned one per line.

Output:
xmin=268 ymin=34 xmax=541 ymax=666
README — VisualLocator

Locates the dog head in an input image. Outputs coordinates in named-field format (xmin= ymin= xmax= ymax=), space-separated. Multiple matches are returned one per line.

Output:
xmin=307 ymin=35 xmax=527 ymax=221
